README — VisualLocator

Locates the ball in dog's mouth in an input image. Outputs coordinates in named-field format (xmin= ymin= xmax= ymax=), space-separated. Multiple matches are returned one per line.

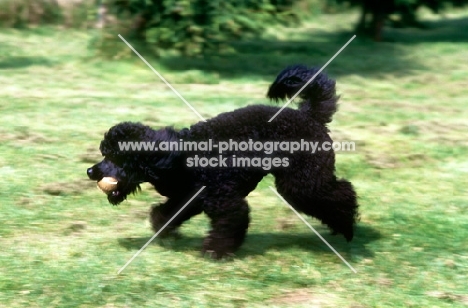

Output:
xmin=97 ymin=177 xmax=118 ymax=195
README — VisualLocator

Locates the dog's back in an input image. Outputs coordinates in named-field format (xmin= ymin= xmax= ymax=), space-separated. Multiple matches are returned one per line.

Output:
xmin=188 ymin=65 xmax=337 ymax=141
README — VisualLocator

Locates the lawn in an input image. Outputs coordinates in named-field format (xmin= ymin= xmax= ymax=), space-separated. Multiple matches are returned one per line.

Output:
xmin=0 ymin=9 xmax=467 ymax=308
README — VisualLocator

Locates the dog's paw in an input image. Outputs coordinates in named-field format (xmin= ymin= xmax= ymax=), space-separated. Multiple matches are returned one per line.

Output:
xmin=330 ymin=225 xmax=354 ymax=242
xmin=202 ymin=236 xmax=238 ymax=259
xmin=202 ymin=249 xmax=219 ymax=259
xmin=201 ymin=249 xmax=235 ymax=260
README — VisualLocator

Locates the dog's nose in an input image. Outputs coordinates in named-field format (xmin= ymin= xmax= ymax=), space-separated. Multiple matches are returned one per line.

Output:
xmin=87 ymin=167 xmax=94 ymax=179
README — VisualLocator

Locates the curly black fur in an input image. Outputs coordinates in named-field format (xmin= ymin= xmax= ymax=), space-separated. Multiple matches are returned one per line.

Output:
xmin=87 ymin=65 xmax=359 ymax=259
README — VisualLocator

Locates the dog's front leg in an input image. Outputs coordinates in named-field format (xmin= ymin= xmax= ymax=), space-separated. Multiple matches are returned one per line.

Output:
xmin=150 ymin=197 xmax=202 ymax=238
xmin=202 ymin=198 xmax=250 ymax=259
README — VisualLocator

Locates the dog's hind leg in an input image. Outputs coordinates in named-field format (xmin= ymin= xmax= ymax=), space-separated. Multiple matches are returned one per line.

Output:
xmin=202 ymin=196 xmax=250 ymax=259
xmin=275 ymin=176 xmax=358 ymax=242
xmin=150 ymin=196 xmax=203 ymax=238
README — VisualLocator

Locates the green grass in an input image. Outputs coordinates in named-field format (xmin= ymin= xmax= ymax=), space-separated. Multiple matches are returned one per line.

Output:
xmin=1 ymin=9 xmax=468 ymax=307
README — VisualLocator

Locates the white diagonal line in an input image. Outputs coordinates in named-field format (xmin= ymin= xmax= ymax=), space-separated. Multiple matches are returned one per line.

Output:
xmin=118 ymin=34 xmax=207 ymax=122
xmin=117 ymin=186 xmax=206 ymax=274
xmin=268 ymin=35 xmax=356 ymax=122
xmin=268 ymin=186 xmax=357 ymax=273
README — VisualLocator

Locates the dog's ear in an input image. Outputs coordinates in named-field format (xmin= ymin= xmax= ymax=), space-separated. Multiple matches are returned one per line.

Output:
xmin=148 ymin=127 xmax=183 ymax=170
xmin=137 ymin=128 xmax=183 ymax=176
xmin=150 ymin=151 xmax=182 ymax=169
xmin=141 ymin=152 xmax=183 ymax=183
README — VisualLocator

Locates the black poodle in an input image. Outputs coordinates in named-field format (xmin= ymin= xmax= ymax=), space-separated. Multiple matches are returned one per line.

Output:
xmin=87 ymin=65 xmax=359 ymax=258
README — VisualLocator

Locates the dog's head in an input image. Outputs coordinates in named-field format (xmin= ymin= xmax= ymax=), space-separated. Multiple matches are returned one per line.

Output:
xmin=87 ymin=122 xmax=181 ymax=205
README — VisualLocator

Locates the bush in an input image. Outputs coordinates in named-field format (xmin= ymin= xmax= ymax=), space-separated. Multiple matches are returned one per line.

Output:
xmin=0 ymin=0 xmax=61 ymax=27
xmin=98 ymin=0 xmax=301 ymax=56
xmin=0 ymin=0 xmax=98 ymax=28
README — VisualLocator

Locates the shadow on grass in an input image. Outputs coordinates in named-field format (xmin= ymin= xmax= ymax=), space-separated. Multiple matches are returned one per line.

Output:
xmin=117 ymin=224 xmax=380 ymax=259
xmin=387 ymin=15 xmax=468 ymax=44
xmin=157 ymin=31 xmax=402 ymax=80
xmin=153 ymin=14 xmax=467 ymax=81
xmin=0 ymin=56 xmax=55 ymax=69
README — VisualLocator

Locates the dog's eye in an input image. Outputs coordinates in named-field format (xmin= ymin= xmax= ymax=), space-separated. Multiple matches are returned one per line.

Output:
xmin=112 ymin=160 xmax=125 ymax=167
xmin=105 ymin=156 xmax=124 ymax=167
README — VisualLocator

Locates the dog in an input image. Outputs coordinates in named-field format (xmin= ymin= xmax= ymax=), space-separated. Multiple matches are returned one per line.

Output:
xmin=87 ymin=65 xmax=359 ymax=258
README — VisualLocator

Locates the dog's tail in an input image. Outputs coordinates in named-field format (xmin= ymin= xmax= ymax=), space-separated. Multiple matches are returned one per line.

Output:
xmin=267 ymin=65 xmax=338 ymax=123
